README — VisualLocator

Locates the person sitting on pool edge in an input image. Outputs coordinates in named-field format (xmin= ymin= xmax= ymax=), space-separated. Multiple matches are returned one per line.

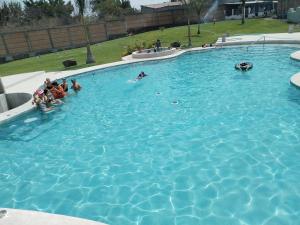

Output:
xmin=71 ymin=79 xmax=81 ymax=91
xmin=136 ymin=71 xmax=147 ymax=80
xmin=32 ymin=89 xmax=53 ymax=112
xmin=44 ymin=78 xmax=52 ymax=89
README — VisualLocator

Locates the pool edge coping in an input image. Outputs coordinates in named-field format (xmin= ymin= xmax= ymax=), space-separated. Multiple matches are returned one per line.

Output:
xmin=0 ymin=208 xmax=107 ymax=225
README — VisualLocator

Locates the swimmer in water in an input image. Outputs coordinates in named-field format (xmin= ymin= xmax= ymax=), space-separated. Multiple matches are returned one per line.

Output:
xmin=136 ymin=71 xmax=147 ymax=80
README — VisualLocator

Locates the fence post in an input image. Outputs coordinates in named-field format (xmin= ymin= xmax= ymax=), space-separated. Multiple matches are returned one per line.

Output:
xmin=47 ymin=28 xmax=56 ymax=51
xmin=1 ymin=34 xmax=13 ymax=61
xmin=24 ymin=31 xmax=35 ymax=56
xmin=123 ymin=16 xmax=128 ymax=33
xmin=171 ymin=10 xmax=175 ymax=25
xmin=142 ymin=14 xmax=146 ymax=28
xmin=103 ymin=21 xmax=109 ymax=40
xmin=67 ymin=27 xmax=73 ymax=47
xmin=1 ymin=34 xmax=9 ymax=55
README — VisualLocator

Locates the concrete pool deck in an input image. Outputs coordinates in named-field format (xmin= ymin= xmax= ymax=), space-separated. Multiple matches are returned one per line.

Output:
xmin=1 ymin=32 xmax=300 ymax=224
xmin=0 ymin=208 xmax=107 ymax=225
xmin=216 ymin=32 xmax=300 ymax=46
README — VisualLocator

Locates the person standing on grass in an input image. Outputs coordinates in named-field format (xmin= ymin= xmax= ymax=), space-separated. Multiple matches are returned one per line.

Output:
xmin=155 ymin=39 xmax=161 ymax=51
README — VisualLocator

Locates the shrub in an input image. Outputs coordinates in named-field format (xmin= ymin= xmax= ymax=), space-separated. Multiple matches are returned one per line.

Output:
xmin=147 ymin=42 xmax=154 ymax=49
xmin=134 ymin=41 xmax=142 ymax=52
xmin=181 ymin=44 xmax=188 ymax=49
xmin=170 ymin=41 xmax=181 ymax=48
xmin=122 ymin=45 xmax=134 ymax=56
xmin=159 ymin=26 xmax=165 ymax=32
xmin=142 ymin=41 xmax=147 ymax=49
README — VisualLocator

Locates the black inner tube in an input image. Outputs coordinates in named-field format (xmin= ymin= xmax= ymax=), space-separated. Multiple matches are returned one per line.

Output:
xmin=235 ymin=62 xmax=253 ymax=71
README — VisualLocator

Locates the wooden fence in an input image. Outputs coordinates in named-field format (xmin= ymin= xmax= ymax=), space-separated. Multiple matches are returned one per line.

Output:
xmin=0 ymin=10 xmax=193 ymax=61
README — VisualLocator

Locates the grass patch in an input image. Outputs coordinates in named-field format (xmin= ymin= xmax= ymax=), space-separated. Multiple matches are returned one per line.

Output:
xmin=0 ymin=18 xmax=289 ymax=76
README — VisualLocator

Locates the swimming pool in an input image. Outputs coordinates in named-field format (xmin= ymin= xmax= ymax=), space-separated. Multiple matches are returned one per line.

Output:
xmin=1 ymin=46 xmax=300 ymax=225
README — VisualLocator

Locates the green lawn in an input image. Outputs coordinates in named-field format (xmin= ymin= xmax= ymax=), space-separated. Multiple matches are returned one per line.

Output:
xmin=0 ymin=18 xmax=290 ymax=76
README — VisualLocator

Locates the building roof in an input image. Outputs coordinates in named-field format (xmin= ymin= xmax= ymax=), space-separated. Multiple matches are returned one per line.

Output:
xmin=224 ymin=1 xmax=277 ymax=5
xmin=141 ymin=2 xmax=183 ymax=9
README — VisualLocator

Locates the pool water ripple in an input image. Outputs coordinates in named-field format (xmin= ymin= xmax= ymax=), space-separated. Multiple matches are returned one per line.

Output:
xmin=1 ymin=46 xmax=300 ymax=225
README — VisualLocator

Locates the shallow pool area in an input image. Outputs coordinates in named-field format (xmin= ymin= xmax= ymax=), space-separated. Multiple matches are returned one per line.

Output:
xmin=1 ymin=46 xmax=300 ymax=225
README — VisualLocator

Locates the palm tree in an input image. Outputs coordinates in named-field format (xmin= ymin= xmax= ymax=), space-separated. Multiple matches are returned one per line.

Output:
xmin=241 ymin=0 xmax=246 ymax=25
xmin=74 ymin=0 xmax=95 ymax=64
xmin=180 ymin=0 xmax=192 ymax=47
xmin=191 ymin=0 xmax=204 ymax=35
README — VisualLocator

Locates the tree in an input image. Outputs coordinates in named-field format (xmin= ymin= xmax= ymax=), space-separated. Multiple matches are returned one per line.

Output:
xmin=48 ymin=0 xmax=74 ymax=18
xmin=23 ymin=0 xmax=73 ymax=23
xmin=180 ymin=0 xmax=192 ymax=47
xmin=241 ymin=0 xmax=245 ymax=24
xmin=191 ymin=0 xmax=204 ymax=35
xmin=92 ymin=0 xmax=134 ymax=18
xmin=74 ymin=0 xmax=96 ymax=64
xmin=0 ymin=2 xmax=10 ymax=26
xmin=8 ymin=2 xmax=23 ymax=24
xmin=0 ymin=1 xmax=24 ymax=26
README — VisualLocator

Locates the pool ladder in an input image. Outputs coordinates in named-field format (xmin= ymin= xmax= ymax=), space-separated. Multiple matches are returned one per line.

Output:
xmin=246 ymin=35 xmax=265 ymax=51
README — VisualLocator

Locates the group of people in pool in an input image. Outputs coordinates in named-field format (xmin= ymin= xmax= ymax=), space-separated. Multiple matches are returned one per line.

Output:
xmin=32 ymin=78 xmax=81 ymax=112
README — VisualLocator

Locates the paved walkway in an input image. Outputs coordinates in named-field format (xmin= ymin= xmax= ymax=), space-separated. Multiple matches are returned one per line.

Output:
xmin=216 ymin=32 xmax=300 ymax=46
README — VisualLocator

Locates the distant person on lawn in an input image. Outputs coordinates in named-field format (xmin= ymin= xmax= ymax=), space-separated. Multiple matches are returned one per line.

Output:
xmin=155 ymin=39 xmax=161 ymax=51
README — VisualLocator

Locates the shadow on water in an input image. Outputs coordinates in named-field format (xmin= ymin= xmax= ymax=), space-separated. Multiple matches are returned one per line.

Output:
xmin=287 ymin=84 xmax=300 ymax=106
xmin=232 ymin=72 xmax=252 ymax=81
xmin=0 ymin=109 xmax=62 ymax=142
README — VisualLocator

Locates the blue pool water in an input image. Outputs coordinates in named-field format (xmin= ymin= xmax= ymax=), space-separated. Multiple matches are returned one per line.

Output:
xmin=1 ymin=46 xmax=300 ymax=225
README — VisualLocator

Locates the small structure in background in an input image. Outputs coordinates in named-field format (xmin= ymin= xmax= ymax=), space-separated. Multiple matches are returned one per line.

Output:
xmin=141 ymin=2 xmax=183 ymax=13
xmin=287 ymin=7 xmax=300 ymax=23
xmin=223 ymin=0 xmax=277 ymax=20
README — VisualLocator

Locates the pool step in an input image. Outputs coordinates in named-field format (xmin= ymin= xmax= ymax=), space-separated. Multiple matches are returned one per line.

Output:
xmin=0 ymin=208 xmax=108 ymax=225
